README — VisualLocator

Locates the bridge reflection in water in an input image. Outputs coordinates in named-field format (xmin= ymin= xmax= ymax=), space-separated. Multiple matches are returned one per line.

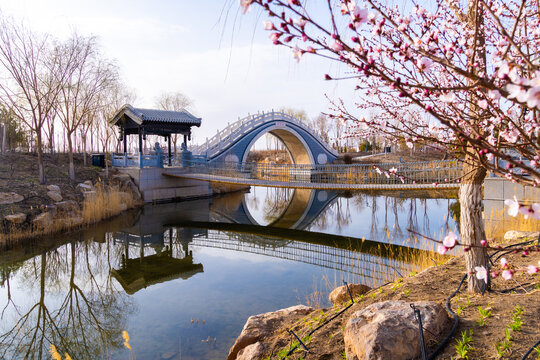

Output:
xmin=109 ymin=187 xmax=444 ymax=291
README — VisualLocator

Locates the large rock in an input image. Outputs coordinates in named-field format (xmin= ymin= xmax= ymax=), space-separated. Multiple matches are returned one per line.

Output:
xmin=0 ymin=192 xmax=24 ymax=205
xmin=227 ymin=305 xmax=314 ymax=360
xmin=504 ymin=230 xmax=540 ymax=242
xmin=46 ymin=184 xmax=61 ymax=193
xmin=55 ymin=200 xmax=80 ymax=213
xmin=236 ymin=342 xmax=265 ymax=360
xmin=344 ymin=300 xmax=450 ymax=360
xmin=77 ymin=183 xmax=94 ymax=192
xmin=329 ymin=284 xmax=371 ymax=305
xmin=4 ymin=213 xmax=27 ymax=224
xmin=47 ymin=191 xmax=63 ymax=202
xmin=32 ymin=212 xmax=53 ymax=229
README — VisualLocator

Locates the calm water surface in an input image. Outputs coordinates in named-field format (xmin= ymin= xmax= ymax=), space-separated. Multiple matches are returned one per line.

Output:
xmin=0 ymin=187 xmax=458 ymax=359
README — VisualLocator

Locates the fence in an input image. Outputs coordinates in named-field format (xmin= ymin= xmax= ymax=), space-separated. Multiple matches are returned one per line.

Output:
xmin=112 ymin=153 xmax=175 ymax=168
xmin=183 ymin=159 xmax=462 ymax=186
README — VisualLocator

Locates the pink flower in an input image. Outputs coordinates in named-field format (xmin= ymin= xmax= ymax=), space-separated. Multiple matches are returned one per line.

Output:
xmin=526 ymin=86 xmax=540 ymax=109
xmin=480 ymin=240 xmax=488 ymax=247
xmin=292 ymin=45 xmax=303 ymax=62
xmin=504 ymin=197 xmax=520 ymax=217
xmin=352 ymin=8 xmax=369 ymax=27
xmin=502 ymin=269 xmax=513 ymax=280
xmin=239 ymin=0 xmax=253 ymax=14
xmin=500 ymin=257 xmax=508 ymax=268
xmin=389 ymin=167 xmax=397 ymax=174
xmin=440 ymin=93 xmax=456 ymax=103
xmin=527 ymin=265 xmax=538 ymax=274
xmin=488 ymin=90 xmax=501 ymax=100
xmin=437 ymin=244 xmax=448 ymax=255
xmin=417 ymin=57 xmax=433 ymax=72
xmin=478 ymin=99 xmax=488 ymax=109
xmin=506 ymin=84 xmax=528 ymax=103
xmin=293 ymin=17 xmax=307 ymax=28
xmin=332 ymin=40 xmax=344 ymax=52
xmin=475 ymin=266 xmax=488 ymax=283
xmin=263 ymin=21 xmax=275 ymax=31
xmin=443 ymin=231 xmax=458 ymax=249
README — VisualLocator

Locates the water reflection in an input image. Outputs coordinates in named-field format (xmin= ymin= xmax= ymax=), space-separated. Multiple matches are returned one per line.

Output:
xmin=0 ymin=189 xmax=458 ymax=359
xmin=0 ymin=238 xmax=133 ymax=360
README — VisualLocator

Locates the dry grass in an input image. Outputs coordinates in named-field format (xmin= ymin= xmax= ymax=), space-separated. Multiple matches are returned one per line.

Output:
xmin=0 ymin=183 xmax=136 ymax=245
xmin=485 ymin=206 xmax=540 ymax=242
xmin=82 ymin=182 xmax=135 ymax=223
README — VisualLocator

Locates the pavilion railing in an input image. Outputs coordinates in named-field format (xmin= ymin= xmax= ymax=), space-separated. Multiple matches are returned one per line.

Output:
xmin=112 ymin=153 xmax=176 ymax=168
xmin=183 ymin=159 xmax=462 ymax=186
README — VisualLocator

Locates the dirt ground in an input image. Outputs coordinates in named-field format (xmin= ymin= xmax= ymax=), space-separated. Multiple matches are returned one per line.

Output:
xmin=256 ymin=233 xmax=540 ymax=360
xmin=342 ymin=148 xmax=449 ymax=164
xmin=0 ymin=152 xmax=102 ymax=229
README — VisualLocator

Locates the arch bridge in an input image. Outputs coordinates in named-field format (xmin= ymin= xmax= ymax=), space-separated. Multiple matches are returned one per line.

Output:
xmin=190 ymin=111 xmax=338 ymax=165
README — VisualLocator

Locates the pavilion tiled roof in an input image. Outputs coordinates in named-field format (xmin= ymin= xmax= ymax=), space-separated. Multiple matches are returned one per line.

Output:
xmin=111 ymin=104 xmax=201 ymax=127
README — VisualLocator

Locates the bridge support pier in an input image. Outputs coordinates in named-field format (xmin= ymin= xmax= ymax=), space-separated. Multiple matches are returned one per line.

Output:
xmin=119 ymin=167 xmax=212 ymax=203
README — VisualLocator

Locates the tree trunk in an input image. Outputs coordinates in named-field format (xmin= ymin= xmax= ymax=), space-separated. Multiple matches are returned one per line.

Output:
xmin=1 ymin=123 xmax=5 ymax=153
xmin=36 ymin=130 xmax=45 ymax=184
xmin=67 ymin=134 xmax=75 ymax=181
xmin=459 ymin=154 xmax=488 ymax=292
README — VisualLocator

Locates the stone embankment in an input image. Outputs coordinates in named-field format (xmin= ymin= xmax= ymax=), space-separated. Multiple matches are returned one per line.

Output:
xmin=1 ymin=170 xmax=142 ymax=239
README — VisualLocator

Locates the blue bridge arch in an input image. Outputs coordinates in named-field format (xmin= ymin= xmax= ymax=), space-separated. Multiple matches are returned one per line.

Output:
xmin=191 ymin=111 xmax=338 ymax=165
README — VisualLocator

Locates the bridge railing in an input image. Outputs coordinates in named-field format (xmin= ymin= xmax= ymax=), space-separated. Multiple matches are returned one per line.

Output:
xmin=190 ymin=111 xmax=337 ymax=158
xmin=183 ymin=159 xmax=462 ymax=185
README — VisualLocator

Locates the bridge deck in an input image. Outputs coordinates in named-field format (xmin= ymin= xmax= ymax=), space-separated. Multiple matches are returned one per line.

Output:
xmin=164 ymin=171 xmax=459 ymax=190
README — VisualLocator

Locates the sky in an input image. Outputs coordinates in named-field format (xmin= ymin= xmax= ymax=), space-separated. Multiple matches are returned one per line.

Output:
xmin=1 ymin=0 xmax=357 ymax=145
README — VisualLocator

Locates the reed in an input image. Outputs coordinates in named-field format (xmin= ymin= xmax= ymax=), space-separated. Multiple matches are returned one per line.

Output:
xmin=0 ymin=183 xmax=137 ymax=246
xmin=485 ymin=206 xmax=540 ymax=242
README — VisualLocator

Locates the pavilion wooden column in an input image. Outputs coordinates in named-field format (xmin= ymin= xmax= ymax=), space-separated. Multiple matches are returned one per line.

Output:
xmin=167 ymin=135 xmax=172 ymax=166
xmin=138 ymin=127 xmax=143 ymax=168
xmin=123 ymin=129 xmax=127 ymax=154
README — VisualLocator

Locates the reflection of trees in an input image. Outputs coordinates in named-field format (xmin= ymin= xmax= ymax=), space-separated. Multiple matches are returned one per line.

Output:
xmin=0 ymin=239 xmax=133 ymax=359
xmin=262 ymin=187 xmax=294 ymax=223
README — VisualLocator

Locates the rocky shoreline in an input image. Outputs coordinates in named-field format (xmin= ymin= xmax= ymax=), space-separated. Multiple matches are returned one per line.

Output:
xmin=226 ymin=230 xmax=540 ymax=360
xmin=1 ymin=168 xmax=142 ymax=243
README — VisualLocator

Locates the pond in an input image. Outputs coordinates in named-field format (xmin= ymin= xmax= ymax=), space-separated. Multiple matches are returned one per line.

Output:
xmin=0 ymin=187 xmax=458 ymax=360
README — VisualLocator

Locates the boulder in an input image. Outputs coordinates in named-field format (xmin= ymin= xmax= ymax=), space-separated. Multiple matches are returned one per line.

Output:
xmin=118 ymin=203 xmax=128 ymax=212
xmin=236 ymin=342 xmax=265 ymax=360
xmin=46 ymin=185 xmax=61 ymax=193
xmin=344 ymin=300 xmax=450 ymax=360
xmin=32 ymin=212 xmax=53 ymax=229
xmin=329 ymin=284 xmax=371 ymax=305
xmin=83 ymin=180 xmax=94 ymax=187
xmin=47 ymin=191 xmax=63 ymax=202
xmin=0 ymin=192 xmax=24 ymax=205
xmin=77 ymin=183 xmax=94 ymax=192
xmin=227 ymin=305 xmax=314 ymax=360
xmin=504 ymin=230 xmax=540 ymax=242
xmin=55 ymin=200 xmax=80 ymax=213
xmin=4 ymin=213 xmax=27 ymax=224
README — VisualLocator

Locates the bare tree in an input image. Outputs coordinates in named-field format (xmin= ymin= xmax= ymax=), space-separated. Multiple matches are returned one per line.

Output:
xmin=0 ymin=16 xmax=74 ymax=183
xmin=55 ymin=34 xmax=118 ymax=180
xmin=97 ymin=83 xmax=136 ymax=177
xmin=155 ymin=91 xmax=193 ymax=155
xmin=312 ymin=113 xmax=329 ymax=143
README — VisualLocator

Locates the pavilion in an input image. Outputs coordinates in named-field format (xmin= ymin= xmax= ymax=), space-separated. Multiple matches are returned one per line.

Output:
xmin=110 ymin=104 xmax=201 ymax=166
